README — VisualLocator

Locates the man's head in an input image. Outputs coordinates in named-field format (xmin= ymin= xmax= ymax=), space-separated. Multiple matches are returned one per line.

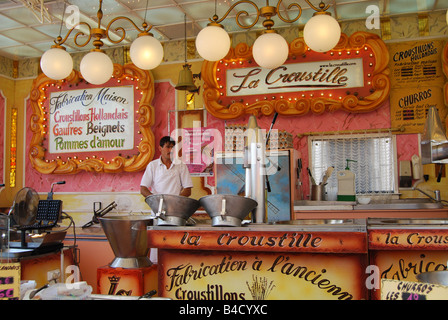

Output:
xmin=159 ymin=136 xmax=175 ymax=148
xmin=159 ymin=136 xmax=176 ymax=163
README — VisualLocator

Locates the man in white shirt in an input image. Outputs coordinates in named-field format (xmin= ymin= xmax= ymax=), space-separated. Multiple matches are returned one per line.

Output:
xmin=140 ymin=136 xmax=193 ymax=197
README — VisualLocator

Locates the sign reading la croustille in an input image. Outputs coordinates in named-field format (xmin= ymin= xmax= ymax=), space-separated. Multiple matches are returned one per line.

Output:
xmin=226 ymin=58 xmax=365 ymax=97
xmin=48 ymin=86 xmax=135 ymax=154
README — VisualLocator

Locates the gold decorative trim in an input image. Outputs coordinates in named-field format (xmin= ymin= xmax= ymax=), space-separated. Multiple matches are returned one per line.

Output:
xmin=297 ymin=126 xmax=405 ymax=138
xmin=443 ymin=42 xmax=448 ymax=108
xmin=202 ymin=31 xmax=391 ymax=120
xmin=418 ymin=14 xmax=429 ymax=37
xmin=10 ymin=107 xmax=17 ymax=187
xmin=380 ymin=18 xmax=391 ymax=41
xmin=29 ymin=63 xmax=155 ymax=174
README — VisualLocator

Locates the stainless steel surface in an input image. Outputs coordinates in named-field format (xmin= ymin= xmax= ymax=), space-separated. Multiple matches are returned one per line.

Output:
xmin=294 ymin=198 xmax=445 ymax=211
xmin=199 ymin=194 xmax=258 ymax=227
xmin=356 ymin=201 xmax=444 ymax=210
xmin=274 ymin=219 xmax=354 ymax=225
xmin=245 ymin=116 xmax=266 ymax=224
xmin=150 ymin=218 xmax=366 ymax=232
xmin=369 ymin=218 xmax=448 ymax=225
xmin=368 ymin=217 xmax=448 ymax=230
xmin=0 ymin=215 xmax=9 ymax=251
xmin=414 ymin=187 xmax=441 ymax=202
xmin=421 ymin=106 xmax=448 ymax=164
xmin=109 ymin=257 xmax=152 ymax=269
xmin=99 ymin=215 xmax=153 ymax=268
xmin=294 ymin=200 xmax=355 ymax=211
xmin=0 ymin=248 xmax=34 ymax=258
xmin=311 ymin=184 xmax=325 ymax=201
xmin=145 ymin=194 xmax=200 ymax=226
xmin=417 ymin=271 xmax=448 ymax=286
xmin=271 ymin=219 xmax=366 ymax=231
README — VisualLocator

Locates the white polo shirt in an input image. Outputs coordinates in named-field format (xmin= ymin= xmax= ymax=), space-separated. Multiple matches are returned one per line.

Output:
xmin=140 ymin=158 xmax=193 ymax=195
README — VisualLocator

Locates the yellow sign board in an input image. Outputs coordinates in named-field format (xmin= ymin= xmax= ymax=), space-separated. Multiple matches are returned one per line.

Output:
xmin=381 ymin=279 xmax=448 ymax=300
xmin=159 ymin=250 xmax=367 ymax=300
xmin=388 ymin=39 xmax=448 ymax=133
xmin=0 ymin=263 xmax=21 ymax=300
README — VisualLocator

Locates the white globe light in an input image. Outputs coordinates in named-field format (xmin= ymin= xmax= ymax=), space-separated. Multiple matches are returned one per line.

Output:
xmin=80 ymin=51 xmax=114 ymax=85
xmin=252 ymin=32 xmax=289 ymax=69
xmin=130 ymin=35 xmax=164 ymax=70
xmin=196 ymin=25 xmax=231 ymax=61
xmin=304 ymin=14 xmax=341 ymax=52
xmin=40 ymin=47 xmax=73 ymax=80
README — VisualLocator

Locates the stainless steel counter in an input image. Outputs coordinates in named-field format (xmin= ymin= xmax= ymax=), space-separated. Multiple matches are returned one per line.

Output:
xmin=150 ymin=218 xmax=366 ymax=232
xmin=367 ymin=217 xmax=448 ymax=229
xmin=294 ymin=199 xmax=445 ymax=211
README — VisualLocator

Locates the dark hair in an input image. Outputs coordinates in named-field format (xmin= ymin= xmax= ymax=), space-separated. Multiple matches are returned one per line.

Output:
xmin=160 ymin=136 xmax=175 ymax=147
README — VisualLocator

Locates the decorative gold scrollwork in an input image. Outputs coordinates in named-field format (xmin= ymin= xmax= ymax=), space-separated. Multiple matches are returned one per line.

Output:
xmin=201 ymin=31 xmax=391 ymax=120
xmin=29 ymin=63 xmax=155 ymax=174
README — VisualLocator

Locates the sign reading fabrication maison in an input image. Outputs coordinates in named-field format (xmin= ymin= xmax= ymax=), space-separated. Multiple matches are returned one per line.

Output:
xmin=226 ymin=58 xmax=364 ymax=97
xmin=48 ymin=86 xmax=134 ymax=154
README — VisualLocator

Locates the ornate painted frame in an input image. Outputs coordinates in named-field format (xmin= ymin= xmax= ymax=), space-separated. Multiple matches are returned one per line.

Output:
xmin=202 ymin=31 xmax=391 ymax=119
xmin=29 ymin=63 xmax=155 ymax=174
xmin=443 ymin=42 xmax=448 ymax=108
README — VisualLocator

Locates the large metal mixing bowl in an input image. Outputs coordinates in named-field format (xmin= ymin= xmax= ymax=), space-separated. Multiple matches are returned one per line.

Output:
xmin=417 ymin=271 xmax=448 ymax=286
xmin=199 ymin=194 xmax=258 ymax=227
xmin=99 ymin=215 xmax=153 ymax=269
xmin=145 ymin=194 xmax=200 ymax=226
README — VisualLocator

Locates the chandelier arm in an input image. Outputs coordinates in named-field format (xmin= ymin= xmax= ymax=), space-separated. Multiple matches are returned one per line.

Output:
xmin=211 ymin=0 xmax=261 ymax=29
xmin=276 ymin=0 xmax=303 ymax=23
xmin=72 ymin=22 xmax=95 ymax=48
xmin=105 ymin=16 xmax=153 ymax=44
xmin=54 ymin=21 xmax=93 ymax=48
xmin=302 ymin=0 xmax=330 ymax=12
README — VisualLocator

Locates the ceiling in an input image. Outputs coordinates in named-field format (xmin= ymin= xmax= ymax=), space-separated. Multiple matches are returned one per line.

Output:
xmin=0 ymin=0 xmax=447 ymax=60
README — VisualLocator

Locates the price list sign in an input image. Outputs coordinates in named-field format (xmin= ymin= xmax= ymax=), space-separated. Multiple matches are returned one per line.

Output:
xmin=0 ymin=263 xmax=20 ymax=300
xmin=390 ymin=86 xmax=447 ymax=133
xmin=388 ymin=40 xmax=447 ymax=133
xmin=381 ymin=279 xmax=448 ymax=300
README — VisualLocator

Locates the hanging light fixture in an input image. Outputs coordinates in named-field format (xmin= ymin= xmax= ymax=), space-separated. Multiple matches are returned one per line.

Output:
xmin=40 ymin=3 xmax=72 ymax=80
xmin=175 ymin=15 xmax=197 ymax=91
xmin=303 ymin=2 xmax=341 ymax=52
xmin=196 ymin=0 xmax=341 ymax=69
xmin=129 ymin=0 xmax=164 ymax=70
xmin=195 ymin=0 xmax=231 ymax=61
xmin=252 ymin=6 xmax=289 ymax=69
xmin=40 ymin=0 xmax=164 ymax=85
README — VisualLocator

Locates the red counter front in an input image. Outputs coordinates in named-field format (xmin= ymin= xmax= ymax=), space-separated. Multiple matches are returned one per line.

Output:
xmin=148 ymin=221 xmax=368 ymax=300
xmin=368 ymin=218 xmax=448 ymax=300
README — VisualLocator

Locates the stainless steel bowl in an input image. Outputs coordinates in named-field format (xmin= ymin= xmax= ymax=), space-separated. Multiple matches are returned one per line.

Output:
xmin=99 ymin=215 xmax=153 ymax=268
xmin=199 ymin=194 xmax=258 ymax=227
xmin=145 ymin=194 xmax=200 ymax=226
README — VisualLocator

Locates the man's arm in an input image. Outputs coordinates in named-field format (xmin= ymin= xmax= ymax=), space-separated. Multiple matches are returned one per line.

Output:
xmin=140 ymin=186 xmax=152 ymax=198
xmin=179 ymin=187 xmax=192 ymax=197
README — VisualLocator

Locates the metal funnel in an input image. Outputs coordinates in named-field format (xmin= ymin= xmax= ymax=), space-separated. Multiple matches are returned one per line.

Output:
xmin=99 ymin=215 xmax=153 ymax=269
xmin=145 ymin=194 xmax=200 ymax=226
xmin=421 ymin=106 xmax=448 ymax=164
xmin=199 ymin=194 xmax=258 ymax=227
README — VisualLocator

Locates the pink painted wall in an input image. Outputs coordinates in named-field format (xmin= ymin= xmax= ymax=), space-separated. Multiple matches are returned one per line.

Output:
xmin=207 ymin=100 xmax=419 ymax=198
xmin=0 ymin=93 xmax=4 ymax=185
xmin=24 ymin=79 xmax=419 ymax=197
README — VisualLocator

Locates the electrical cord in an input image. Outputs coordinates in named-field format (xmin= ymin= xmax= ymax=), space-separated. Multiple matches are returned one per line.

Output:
xmin=60 ymin=211 xmax=82 ymax=279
